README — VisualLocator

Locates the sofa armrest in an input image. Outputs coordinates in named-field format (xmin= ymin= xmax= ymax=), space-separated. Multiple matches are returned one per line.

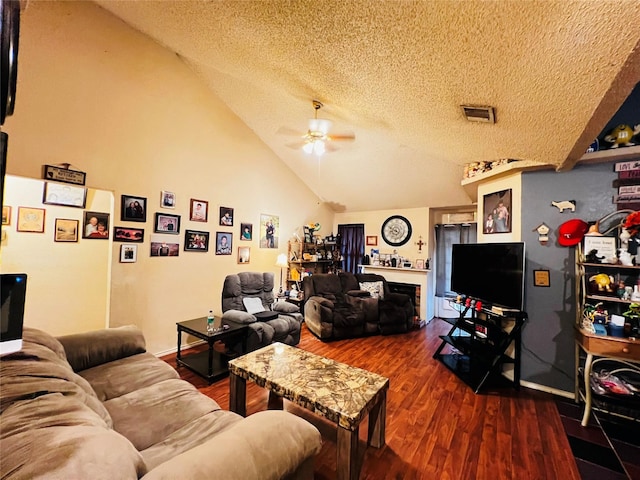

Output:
xmin=57 ymin=325 xmax=146 ymax=372
xmin=141 ymin=411 xmax=322 ymax=480
xmin=347 ymin=289 xmax=372 ymax=298
xmin=222 ymin=309 xmax=257 ymax=324
xmin=306 ymin=296 xmax=334 ymax=309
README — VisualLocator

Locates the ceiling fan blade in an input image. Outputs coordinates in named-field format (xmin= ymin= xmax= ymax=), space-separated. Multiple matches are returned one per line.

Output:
xmin=276 ymin=126 xmax=305 ymax=137
xmin=285 ymin=140 xmax=307 ymax=150
xmin=328 ymin=132 xmax=356 ymax=142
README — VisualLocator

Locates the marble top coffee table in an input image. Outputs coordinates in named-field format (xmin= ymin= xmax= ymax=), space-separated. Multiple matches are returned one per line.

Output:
xmin=228 ymin=342 xmax=389 ymax=480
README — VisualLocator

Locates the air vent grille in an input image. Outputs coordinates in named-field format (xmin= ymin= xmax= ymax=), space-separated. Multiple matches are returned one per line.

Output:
xmin=461 ymin=105 xmax=496 ymax=123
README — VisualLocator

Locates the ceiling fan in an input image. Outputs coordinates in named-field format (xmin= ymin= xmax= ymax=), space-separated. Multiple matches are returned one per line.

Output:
xmin=279 ymin=100 xmax=355 ymax=155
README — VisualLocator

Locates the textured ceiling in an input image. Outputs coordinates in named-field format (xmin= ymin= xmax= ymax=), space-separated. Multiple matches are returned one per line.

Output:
xmin=93 ymin=0 xmax=640 ymax=212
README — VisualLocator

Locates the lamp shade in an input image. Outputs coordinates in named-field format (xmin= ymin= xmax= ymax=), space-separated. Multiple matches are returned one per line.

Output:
xmin=276 ymin=253 xmax=288 ymax=268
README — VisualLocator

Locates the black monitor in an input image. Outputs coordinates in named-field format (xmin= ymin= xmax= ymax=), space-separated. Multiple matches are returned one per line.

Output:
xmin=1 ymin=273 xmax=27 ymax=356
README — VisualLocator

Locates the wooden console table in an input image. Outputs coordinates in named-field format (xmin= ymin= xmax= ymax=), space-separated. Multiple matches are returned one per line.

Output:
xmin=575 ymin=328 xmax=640 ymax=426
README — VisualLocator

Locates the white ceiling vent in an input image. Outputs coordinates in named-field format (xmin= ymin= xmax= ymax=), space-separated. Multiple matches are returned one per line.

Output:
xmin=461 ymin=105 xmax=496 ymax=123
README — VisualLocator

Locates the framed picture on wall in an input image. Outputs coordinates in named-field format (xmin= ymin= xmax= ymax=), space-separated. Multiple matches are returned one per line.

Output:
xmin=161 ymin=191 xmax=176 ymax=209
xmin=2 ymin=205 xmax=11 ymax=225
xmin=366 ymin=235 xmax=378 ymax=246
xmin=83 ymin=211 xmax=110 ymax=239
xmin=219 ymin=206 xmax=233 ymax=226
xmin=54 ymin=218 xmax=79 ymax=242
xmin=483 ymin=188 xmax=512 ymax=234
xmin=189 ymin=199 xmax=208 ymax=222
xmin=121 ymin=194 xmax=147 ymax=222
xmin=120 ymin=244 xmax=138 ymax=263
xmin=216 ymin=232 xmax=232 ymax=255
xmin=184 ymin=229 xmax=209 ymax=251
xmin=17 ymin=207 xmax=45 ymax=233
xmin=154 ymin=213 xmax=180 ymax=234
xmin=114 ymin=226 xmax=144 ymax=243
xmin=43 ymin=182 xmax=87 ymax=208
xmin=260 ymin=213 xmax=278 ymax=248
xmin=240 ymin=222 xmax=252 ymax=241
xmin=238 ymin=246 xmax=250 ymax=264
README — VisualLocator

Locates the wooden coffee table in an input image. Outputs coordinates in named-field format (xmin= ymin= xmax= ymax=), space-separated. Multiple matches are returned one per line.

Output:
xmin=228 ymin=342 xmax=389 ymax=480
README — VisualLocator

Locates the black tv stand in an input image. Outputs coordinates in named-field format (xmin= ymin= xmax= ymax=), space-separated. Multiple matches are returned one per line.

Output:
xmin=433 ymin=301 xmax=527 ymax=393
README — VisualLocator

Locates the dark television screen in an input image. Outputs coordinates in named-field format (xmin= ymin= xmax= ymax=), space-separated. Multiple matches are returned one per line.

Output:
xmin=451 ymin=242 xmax=525 ymax=310
xmin=1 ymin=273 xmax=27 ymax=355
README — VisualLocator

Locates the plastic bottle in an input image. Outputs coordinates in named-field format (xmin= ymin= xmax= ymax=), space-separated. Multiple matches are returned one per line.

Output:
xmin=206 ymin=310 xmax=215 ymax=334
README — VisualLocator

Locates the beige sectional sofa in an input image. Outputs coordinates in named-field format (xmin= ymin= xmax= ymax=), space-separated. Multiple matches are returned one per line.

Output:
xmin=0 ymin=326 xmax=322 ymax=479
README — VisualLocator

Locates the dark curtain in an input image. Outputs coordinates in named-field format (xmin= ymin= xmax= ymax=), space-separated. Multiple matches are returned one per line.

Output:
xmin=338 ymin=224 xmax=365 ymax=274
xmin=435 ymin=223 xmax=477 ymax=296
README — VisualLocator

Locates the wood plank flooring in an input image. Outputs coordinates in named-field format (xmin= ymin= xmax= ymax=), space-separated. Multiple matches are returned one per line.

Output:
xmin=162 ymin=318 xmax=581 ymax=479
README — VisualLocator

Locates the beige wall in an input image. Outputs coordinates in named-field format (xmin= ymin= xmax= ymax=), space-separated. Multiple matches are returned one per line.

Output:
xmin=1 ymin=175 xmax=113 ymax=335
xmin=3 ymin=1 xmax=332 ymax=353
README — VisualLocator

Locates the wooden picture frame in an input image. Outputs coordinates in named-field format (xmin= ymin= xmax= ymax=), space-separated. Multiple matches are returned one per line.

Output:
xmin=219 ymin=206 xmax=233 ymax=226
xmin=238 ymin=246 xmax=251 ymax=264
xmin=54 ymin=218 xmax=79 ymax=242
xmin=216 ymin=232 xmax=232 ymax=255
xmin=114 ymin=226 xmax=144 ymax=243
xmin=121 ymin=194 xmax=147 ymax=222
xmin=17 ymin=207 xmax=45 ymax=233
xmin=83 ymin=211 xmax=110 ymax=239
xmin=184 ymin=229 xmax=210 ymax=252
xmin=161 ymin=191 xmax=176 ymax=209
xmin=189 ymin=199 xmax=208 ymax=222
xmin=154 ymin=213 xmax=181 ymax=234
xmin=2 ymin=205 xmax=11 ymax=225
xmin=366 ymin=235 xmax=378 ymax=246
xmin=533 ymin=269 xmax=550 ymax=287
xmin=240 ymin=222 xmax=252 ymax=241
xmin=483 ymin=188 xmax=512 ymax=234
xmin=43 ymin=182 xmax=87 ymax=208
xmin=120 ymin=244 xmax=138 ymax=263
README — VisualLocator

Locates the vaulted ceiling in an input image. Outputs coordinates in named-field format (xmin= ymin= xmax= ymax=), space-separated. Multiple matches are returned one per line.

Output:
xmin=93 ymin=0 xmax=640 ymax=212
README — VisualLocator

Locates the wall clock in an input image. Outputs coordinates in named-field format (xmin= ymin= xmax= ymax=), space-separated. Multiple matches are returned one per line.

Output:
xmin=381 ymin=215 xmax=412 ymax=247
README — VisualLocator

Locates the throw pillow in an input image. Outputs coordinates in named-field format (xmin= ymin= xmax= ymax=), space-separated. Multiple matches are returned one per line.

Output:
xmin=359 ymin=281 xmax=385 ymax=300
xmin=242 ymin=297 xmax=266 ymax=314
xmin=273 ymin=301 xmax=300 ymax=313
xmin=222 ymin=310 xmax=257 ymax=324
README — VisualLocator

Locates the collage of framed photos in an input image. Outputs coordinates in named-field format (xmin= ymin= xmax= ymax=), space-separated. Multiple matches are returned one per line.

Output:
xmin=114 ymin=191 xmax=281 ymax=264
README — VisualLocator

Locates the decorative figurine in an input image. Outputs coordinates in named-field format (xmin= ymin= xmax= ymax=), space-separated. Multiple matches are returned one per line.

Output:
xmin=604 ymin=124 xmax=640 ymax=149
xmin=551 ymin=200 xmax=576 ymax=213
xmin=585 ymin=249 xmax=604 ymax=263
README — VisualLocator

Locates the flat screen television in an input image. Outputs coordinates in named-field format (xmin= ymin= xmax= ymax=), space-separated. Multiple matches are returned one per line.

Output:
xmin=1 ymin=273 xmax=27 ymax=356
xmin=451 ymin=242 xmax=525 ymax=311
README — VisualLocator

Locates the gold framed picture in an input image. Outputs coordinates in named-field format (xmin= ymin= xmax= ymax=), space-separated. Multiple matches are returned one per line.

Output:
xmin=17 ymin=207 xmax=46 ymax=233
xmin=54 ymin=218 xmax=79 ymax=242
xmin=2 ymin=205 xmax=11 ymax=225
xmin=533 ymin=269 xmax=550 ymax=287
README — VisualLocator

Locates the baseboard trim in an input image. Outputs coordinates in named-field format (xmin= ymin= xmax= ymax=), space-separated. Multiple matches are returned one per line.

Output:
xmin=154 ymin=339 xmax=205 ymax=358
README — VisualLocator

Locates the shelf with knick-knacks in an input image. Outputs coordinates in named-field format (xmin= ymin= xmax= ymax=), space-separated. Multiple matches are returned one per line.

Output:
xmin=285 ymin=237 xmax=342 ymax=291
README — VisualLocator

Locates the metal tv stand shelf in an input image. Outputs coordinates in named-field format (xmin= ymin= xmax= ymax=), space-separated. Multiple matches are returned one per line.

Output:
xmin=433 ymin=301 xmax=527 ymax=393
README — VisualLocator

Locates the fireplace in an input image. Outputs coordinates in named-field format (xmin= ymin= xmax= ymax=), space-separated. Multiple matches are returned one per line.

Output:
xmin=388 ymin=282 xmax=420 ymax=320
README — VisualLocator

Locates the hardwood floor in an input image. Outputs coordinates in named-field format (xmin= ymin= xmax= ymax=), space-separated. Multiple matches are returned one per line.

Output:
xmin=163 ymin=318 xmax=581 ymax=479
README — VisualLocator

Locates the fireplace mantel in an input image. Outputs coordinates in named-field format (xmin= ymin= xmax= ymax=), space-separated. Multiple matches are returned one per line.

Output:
xmin=358 ymin=265 xmax=430 ymax=321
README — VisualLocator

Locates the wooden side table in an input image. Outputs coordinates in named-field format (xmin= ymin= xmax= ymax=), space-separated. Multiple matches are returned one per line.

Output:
xmin=575 ymin=328 xmax=640 ymax=426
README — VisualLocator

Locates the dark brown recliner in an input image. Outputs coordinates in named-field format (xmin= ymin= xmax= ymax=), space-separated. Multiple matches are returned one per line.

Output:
xmin=355 ymin=273 xmax=414 ymax=335
xmin=302 ymin=272 xmax=378 ymax=340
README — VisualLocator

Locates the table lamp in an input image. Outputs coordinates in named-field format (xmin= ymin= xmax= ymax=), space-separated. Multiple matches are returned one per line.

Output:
xmin=276 ymin=253 xmax=288 ymax=294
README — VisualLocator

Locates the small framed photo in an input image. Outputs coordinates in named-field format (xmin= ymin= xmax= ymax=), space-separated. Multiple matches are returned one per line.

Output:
xmin=366 ymin=235 xmax=378 ymax=246
xmin=415 ymin=259 xmax=425 ymax=270
xmin=17 ymin=207 xmax=46 ymax=233
xmin=43 ymin=182 xmax=87 ymax=208
xmin=150 ymin=234 xmax=179 ymax=257
xmin=161 ymin=191 xmax=176 ymax=209
xmin=238 ymin=246 xmax=250 ymax=264
xmin=83 ymin=211 xmax=110 ymax=239
xmin=184 ymin=229 xmax=210 ymax=252
xmin=240 ymin=223 xmax=252 ymax=241
xmin=2 ymin=205 xmax=11 ymax=225
xmin=533 ymin=269 xmax=550 ymax=287
xmin=216 ymin=232 xmax=232 ymax=255
xmin=121 ymin=195 xmax=147 ymax=222
xmin=154 ymin=213 xmax=180 ymax=234
xmin=54 ymin=218 xmax=79 ymax=242
xmin=189 ymin=199 xmax=208 ymax=222
xmin=114 ymin=226 xmax=144 ymax=243
xmin=220 ymin=207 xmax=234 ymax=226
xmin=120 ymin=244 xmax=138 ymax=263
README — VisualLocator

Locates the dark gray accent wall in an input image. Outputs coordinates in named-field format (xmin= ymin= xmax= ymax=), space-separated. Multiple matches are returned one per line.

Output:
xmin=521 ymin=162 xmax=617 ymax=392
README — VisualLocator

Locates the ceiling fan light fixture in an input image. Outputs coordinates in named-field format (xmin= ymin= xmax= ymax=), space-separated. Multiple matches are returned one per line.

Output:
xmin=303 ymin=139 xmax=326 ymax=155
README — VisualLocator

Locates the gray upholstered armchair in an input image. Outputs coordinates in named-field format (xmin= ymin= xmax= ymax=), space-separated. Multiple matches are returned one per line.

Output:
xmin=221 ymin=272 xmax=303 ymax=352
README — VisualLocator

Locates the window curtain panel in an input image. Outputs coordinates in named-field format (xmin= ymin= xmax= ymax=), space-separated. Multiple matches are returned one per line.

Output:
xmin=434 ymin=223 xmax=477 ymax=296
xmin=338 ymin=224 xmax=364 ymax=274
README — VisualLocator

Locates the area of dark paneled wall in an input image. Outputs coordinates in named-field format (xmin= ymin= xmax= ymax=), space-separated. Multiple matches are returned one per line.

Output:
xmin=521 ymin=162 xmax=618 ymax=392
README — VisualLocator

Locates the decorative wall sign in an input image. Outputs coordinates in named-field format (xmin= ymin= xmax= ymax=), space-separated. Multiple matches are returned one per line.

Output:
xmin=42 ymin=165 xmax=86 ymax=185
xmin=583 ymin=236 xmax=617 ymax=263
xmin=533 ymin=270 xmax=550 ymax=287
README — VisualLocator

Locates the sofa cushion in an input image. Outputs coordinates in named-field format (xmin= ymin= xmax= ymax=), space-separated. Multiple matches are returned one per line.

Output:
xmin=104 ymin=378 xmax=221 ymax=451
xmin=57 ymin=325 xmax=146 ymax=372
xmin=0 ymin=394 xmax=146 ymax=480
xmin=141 ymin=409 xmax=242 ymax=470
xmin=79 ymin=352 xmax=179 ymax=402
